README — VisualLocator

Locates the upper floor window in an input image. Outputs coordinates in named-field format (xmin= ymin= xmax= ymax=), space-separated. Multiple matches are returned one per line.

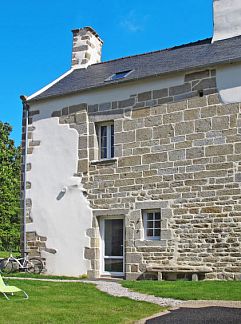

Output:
xmin=143 ymin=210 xmax=161 ymax=240
xmin=98 ymin=122 xmax=114 ymax=160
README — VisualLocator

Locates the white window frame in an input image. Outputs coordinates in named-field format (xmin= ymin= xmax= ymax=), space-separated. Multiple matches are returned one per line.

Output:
xmin=97 ymin=122 xmax=114 ymax=160
xmin=143 ymin=210 xmax=161 ymax=240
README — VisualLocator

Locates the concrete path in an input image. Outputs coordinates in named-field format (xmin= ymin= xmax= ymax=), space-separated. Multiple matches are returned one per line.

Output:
xmin=85 ymin=280 xmax=181 ymax=307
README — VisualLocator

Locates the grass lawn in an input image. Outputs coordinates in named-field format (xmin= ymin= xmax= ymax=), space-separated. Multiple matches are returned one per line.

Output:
xmin=0 ymin=251 xmax=11 ymax=258
xmin=3 ymin=272 xmax=85 ymax=280
xmin=122 ymin=280 xmax=241 ymax=301
xmin=0 ymin=279 xmax=163 ymax=324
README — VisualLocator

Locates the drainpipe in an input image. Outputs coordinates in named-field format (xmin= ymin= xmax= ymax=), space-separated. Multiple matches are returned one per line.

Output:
xmin=20 ymin=95 xmax=29 ymax=257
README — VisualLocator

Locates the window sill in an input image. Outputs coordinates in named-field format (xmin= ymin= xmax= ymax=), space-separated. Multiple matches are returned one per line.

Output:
xmin=90 ymin=158 xmax=117 ymax=166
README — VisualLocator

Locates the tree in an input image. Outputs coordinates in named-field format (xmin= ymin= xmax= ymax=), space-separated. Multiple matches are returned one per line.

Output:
xmin=0 ymin=122 xmax=21 ymax=251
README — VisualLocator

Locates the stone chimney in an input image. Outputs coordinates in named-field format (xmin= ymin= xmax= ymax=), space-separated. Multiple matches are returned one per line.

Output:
xmin=71 ymin=26 xmax=103 ymax=69
xmin=212 ymin=0 xmax=241 ymax=42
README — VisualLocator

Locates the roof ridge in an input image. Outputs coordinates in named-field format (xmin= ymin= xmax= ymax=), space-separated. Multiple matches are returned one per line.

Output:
xmin=87 ymin=38 xmax=212 ymax=68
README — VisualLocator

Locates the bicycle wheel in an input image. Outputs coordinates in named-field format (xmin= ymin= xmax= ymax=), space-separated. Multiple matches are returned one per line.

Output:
xmin=26 ymin=258 xmax=43 ymax=274
xmin=1 ymin=260 xmax=14 ymax=274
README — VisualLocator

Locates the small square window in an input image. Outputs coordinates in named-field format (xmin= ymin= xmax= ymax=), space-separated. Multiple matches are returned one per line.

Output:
xmin=97 ymin=122 xmax=114 ymax=160
xmin=143 ymin=210 xmax=161 ymax=240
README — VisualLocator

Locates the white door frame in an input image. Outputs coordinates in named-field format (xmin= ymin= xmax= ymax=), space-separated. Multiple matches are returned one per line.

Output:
xmin=99 ymin=216 xmax=125 ymax=277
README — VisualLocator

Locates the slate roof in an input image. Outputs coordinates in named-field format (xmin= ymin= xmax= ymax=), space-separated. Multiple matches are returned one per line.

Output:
xmin=30 ymin=35 xmax=241 ymax=102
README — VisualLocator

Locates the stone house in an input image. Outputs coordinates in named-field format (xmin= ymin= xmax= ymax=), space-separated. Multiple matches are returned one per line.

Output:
xmin=21 ymin=0 xmax=241 ymax=280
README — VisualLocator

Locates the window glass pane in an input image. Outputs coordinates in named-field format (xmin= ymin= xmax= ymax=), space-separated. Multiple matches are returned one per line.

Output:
xmin=104 ymin=259 xmax=123 ymax=272
xmin=109 ymin=70 xmax=132 ymax=81
xmin=154 ymin=229 xmax=160 ymax=237
xmin=111 ymin=124 xmax=114 ymax=158
xmin=147 ymin=213 xmax=154 ymax=220
xmin=147 ymin=229 xmax=153 ymax=237
xmin=100 ymin=126 xmax=107 ymax=159
xmin=155 ymin=212 xmax=161 ymax=220
xmin=104 ymin=219 xmax=123 ymax=256
xmin=154 ymin=220 xmax=160 ymax=228
xmin=147 ymin=220 xmax=153 ymax=228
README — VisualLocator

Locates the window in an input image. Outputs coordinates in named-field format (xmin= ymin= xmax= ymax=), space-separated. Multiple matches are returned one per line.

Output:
xmin=143 ymin=210 xmax=161 ymax=240
xmin=105 ymin=70 xmax=133 ymax=82
xmin=98 ymin=123 xmax=114 ymax=159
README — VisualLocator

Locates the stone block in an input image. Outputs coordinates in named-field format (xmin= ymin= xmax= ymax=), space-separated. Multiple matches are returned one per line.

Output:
xmin=88 ymin=104 xmax=98 ymax=113
xmin=145 ymin=115 xmax=162 ymax=127
xmin=195 ymin=118 xmax=211 ymax=132
xmin=136 ymin=200 xmax=168 ymax=209
xmin=185 ymin=70 xmax=210 ymax=82
xmin=163 ymin=111 xmax=183 ymax=124
xmin=184 ymin=108 xmax=200 ymax=120
xmin=132 ymin=107 xmax=150 ymax=118
xmin=123 ymin=119 xmax=143 ymax=131
xmin=201 ymin=105 xmax=217 ymax=118
xmin=29 ymin=140 xmax=40 ymax=147
xmin=186 ymin=147 xmax=204 ymax=159
xmin=208 ymin=94 xmax=220 ymax=105
xmin=119 ymin=98 xmax=135 ymax=108
xmin=69 ymin=103 xmax=87 ymax=114
xmin=115 ymin=131 xmax=135 ymax=144
xmin=168 ymin=149 xmax=185 ymax=161
xmin=138 ymin=91 xmax=152 ymax=102
xmin=221 ymin=103 xmax=240 ymax=116
xmin=153 ymin=124 xmax=174 ymax=138
xmin=212 ymin=116 xmax=229 ymax=130
xmin=167 ymin=101 xmax=187 ymax=113
xmin=52 ymin=110 xmax=61 ymax=117
xmin=99 ymin=102 xmax=111 ymax=111
xmin=78 ymin=159 xmax=88 ymax=173
xmin=136 ymin=128 xmax=152 ymax=141
xmin=205 ymin=144 xmax=233 ymax=156
xmin=175 ymin=121 xmax=194 ymax=135
xmin=126 ymin=253 xmax=142 ymax=264
xmin=235 ymin=143 xmax=241 ymax=153
xmin=192 ymin=77 xmax=216 ymax=91
xmin=78 ymin=136 xmax=87 ymax=149
xmin=142 ymin=152 xmax=167 ymax=164
xmin=75 ymin=112 xmax=87 ymax=124
xmin=153 ymin=88 xmax=168 ymax=99
xmin=188 ymin=97 xmax=207 ymax=108
xmin=158 ymin=97 xmax=173 ymax=105
xmin=118 ymin=156 xmax=141 ymax=167
xmin=169 ymin=83 xmax=191 ymax=96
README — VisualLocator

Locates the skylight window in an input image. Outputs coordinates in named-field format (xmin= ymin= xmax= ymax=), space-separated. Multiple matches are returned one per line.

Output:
xmin=105 ymin=70 xmax=132 ymax=82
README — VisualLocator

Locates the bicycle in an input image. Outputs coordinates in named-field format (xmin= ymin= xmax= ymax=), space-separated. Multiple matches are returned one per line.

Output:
xmin=0 ymin=252 xmax=43 ymax=274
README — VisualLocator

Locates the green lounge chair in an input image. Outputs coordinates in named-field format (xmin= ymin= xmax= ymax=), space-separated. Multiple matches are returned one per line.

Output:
xmin=0 ymin=274 xmax=28 ymax=300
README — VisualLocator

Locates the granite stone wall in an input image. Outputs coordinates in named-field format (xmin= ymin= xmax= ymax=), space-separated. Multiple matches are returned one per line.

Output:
xmin=28 ymin=68 xmax=241 ymax=280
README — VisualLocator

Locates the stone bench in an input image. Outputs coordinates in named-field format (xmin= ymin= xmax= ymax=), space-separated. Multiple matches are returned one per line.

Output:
xmin=146 ymin=265 xmax=213 ymax=281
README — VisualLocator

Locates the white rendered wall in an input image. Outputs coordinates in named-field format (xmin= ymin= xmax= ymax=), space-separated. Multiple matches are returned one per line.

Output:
xmin=216 ymin=63 xmax=241 ymax=103
xmin=26 ymin=117 xmax=92 ymax=276
xmin=30 ymin=73 xmax=184 ymax=120
xmin=213 ymin=0 xmax=241 ymax=42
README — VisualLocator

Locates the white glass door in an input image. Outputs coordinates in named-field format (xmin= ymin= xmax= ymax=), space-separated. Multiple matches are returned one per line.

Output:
xmin=100 ymin=218 xmax=124 ymax=276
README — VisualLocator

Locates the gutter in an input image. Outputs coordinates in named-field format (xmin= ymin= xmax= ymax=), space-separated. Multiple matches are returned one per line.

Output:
xmin=20 ymin=95 xmax=29 ymax=257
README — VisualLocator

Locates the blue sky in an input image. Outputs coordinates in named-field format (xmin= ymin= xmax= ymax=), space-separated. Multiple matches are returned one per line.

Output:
xmin=0 ymin=0 xmax=213 ymax=145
